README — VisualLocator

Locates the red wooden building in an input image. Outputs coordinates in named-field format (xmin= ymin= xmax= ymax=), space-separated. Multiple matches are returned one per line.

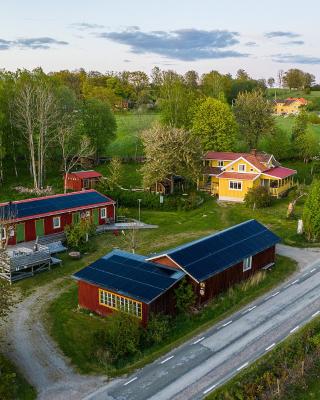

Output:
xmin=0 ymin=190 xmax=115 ymax=246
xmin=73 ymin=220 xmax=279 ymax=323
xmin=64 ymin=170 xmax=103 ymax=192
xmin=73 ymin=250 xmax=184 ymax=325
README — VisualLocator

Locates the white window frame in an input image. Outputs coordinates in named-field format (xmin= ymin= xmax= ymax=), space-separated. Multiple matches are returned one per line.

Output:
xmin=218 ymin=160 xmax=224 ymax=167
xmin=243 ymin=256 xmax=252 ymax=272
xmin=238 ymin=164 xmax=246 ymax=172
xmin=229 ymin=181 xmax=242 ymax=190
xmin=53 ymin=216 xmax=61 ymax=229
xmin=100 ymin=207 xmax=107 ymax=219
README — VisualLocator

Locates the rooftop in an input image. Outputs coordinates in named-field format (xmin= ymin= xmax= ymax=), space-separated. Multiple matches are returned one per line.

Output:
xmin=69 ymin=170 xmax=102 ymax=179
xmin=0 ymin=190 xmax=113 ymax=221
xmin=73 ymin=250 xmax=185 ymax=303
xmin=148 ymin=220 xmax=280 ymax=282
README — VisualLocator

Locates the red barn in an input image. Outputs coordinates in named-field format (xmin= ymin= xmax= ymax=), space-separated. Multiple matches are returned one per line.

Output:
xmin=73 ymin=220 xmax=280 ymax=324
xmin=73 ymin=250 xmax=184 ymax=325
xmin=0 ymin=190 xmax=115 ymax=246
xmin=64 ymin=170 xmax=103 ymax=192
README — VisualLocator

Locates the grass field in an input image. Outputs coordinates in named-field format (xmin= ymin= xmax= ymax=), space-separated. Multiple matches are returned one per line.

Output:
xmin=267 ymin=88 xmax=320 ymax=103
xmin=106 ymin=111 xmax=159 ymax=157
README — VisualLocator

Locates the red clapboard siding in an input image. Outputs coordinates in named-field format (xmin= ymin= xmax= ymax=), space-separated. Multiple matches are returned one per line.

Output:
xmin=44 ymin=213 xmax=73 ymax=235
xmin=25 ymin=220 xmax=36 ymax=242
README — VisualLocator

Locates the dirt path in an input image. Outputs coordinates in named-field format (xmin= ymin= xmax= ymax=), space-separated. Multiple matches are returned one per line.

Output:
xmin=0 ymin=280 xmax=108 ymax=400
xmin=1 ymin=244 xmax=320 ymax=400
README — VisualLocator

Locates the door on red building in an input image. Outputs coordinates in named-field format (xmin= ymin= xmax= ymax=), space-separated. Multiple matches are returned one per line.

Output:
xmin=35 ymin=219 xmax=44 ymax=237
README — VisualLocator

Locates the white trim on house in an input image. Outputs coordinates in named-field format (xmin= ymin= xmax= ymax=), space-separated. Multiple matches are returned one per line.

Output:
xmin=218 ymin=196 xmax=244 ymax=202
xmin=243 ymin=256 xmax=252 ymax=272
xmin=100 ymin=207 xmax=107 ymax=219
xmin=229 ymin=181 xmax=242 ymax=190
xmin=53 ymin=216 xmax=61 ymax=229
xmin=223 ymin=156 xmax=262 ymax=173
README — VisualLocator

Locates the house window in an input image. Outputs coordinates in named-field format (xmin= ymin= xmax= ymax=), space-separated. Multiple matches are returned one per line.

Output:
xmin=99 ymin=289 xmax=142 ymax=319
xmin=218 ymin=160 xmax=224 ymax=167
xmin=238 ymin=164 xmax=246 ymax=172
xmin=83 ymin=179 xmax=90 ymax=189
xmin=243 ymin=256 xmax=252 ymax=272
xmin=53 ymin=216 xmax=61 ymax=229
xmin=0 ymin=226 xmax=6 ymax=240
xmin=100 ymin=208 xmax=107 ymax=219
xmin=229 ymin=181 xmax=242 ymax=190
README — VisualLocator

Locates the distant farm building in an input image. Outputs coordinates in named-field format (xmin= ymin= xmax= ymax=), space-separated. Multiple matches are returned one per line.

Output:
xmin=0 ymin=190 xmax=115 ymax=245
xmin=274 ymin=98 xmax=307 ymax=115
xmin=74 ymin=220 xmax=279 ymax=323
xmin=64 ymin=170 xmax=103 ymax=192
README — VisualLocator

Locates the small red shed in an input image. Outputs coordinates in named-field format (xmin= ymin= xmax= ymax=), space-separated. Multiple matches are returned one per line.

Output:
xmin=64 ymin=170 xmax=103 ymax=192
xmin=0 ymin=190 xmax=115 ymax=246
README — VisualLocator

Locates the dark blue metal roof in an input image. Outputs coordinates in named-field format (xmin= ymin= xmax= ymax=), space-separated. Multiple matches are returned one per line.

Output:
xmin=73 ymin=250 xmax=185 ymax=303
xmin=154 ymin=220 xmax=280 ymax=282
xmin=0 ymin=190 xmax=112 ymax=220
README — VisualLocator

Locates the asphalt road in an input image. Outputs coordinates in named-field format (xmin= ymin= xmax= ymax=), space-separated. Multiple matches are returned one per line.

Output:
xmin=84 ymin=257 xmax=320 ymax=400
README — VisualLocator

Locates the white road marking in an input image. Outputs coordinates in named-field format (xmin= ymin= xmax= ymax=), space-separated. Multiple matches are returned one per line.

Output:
xmin=271 ymin=291 xmax=280 ymax=297
xmin=302 ymin=273 xmax=308 ymax=277
xmin=265 ymin=343 xmax=276 ymax=351
xmin=312 ymin=310 xmax=320 ymax=318
xmin=203 ymin=384 xmax=217 ymax=395
xmin=237 ymin=362 xmax=249 ymax=371
xmin=242 ymin=305 xmax=256 ymax=314
xmin=311 ymin=268 xmax=316 ymax=273
xmin=193 ymin=337 xmax=205 ymax=344
xmin=160 ymin=355 xmax=174 ymax=364
xmin=222 ymin=320 xmax=232 ymax=327
xmin=290 ymin=325 xmax=299 ymax=333
xmin=124 ymin=377 xmax=137 ymax=386
xmin=291 ymin=279 xmax=299 ymax=285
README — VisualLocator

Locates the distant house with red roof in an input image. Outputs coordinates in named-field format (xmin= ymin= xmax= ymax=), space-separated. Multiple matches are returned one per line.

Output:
xmin=274 ymin=98 xmax=307 ymax=115
xmin=200 ymin=150 xmax=296 ymax=202
xmin=64 ymin=170 xmax=103 ymax=192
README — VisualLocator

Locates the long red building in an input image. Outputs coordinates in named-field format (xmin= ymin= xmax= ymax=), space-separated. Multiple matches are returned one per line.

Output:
xmin=0 ymin=190 xmax=115 ymax=245
xmin=73 ymin=220 xmax=280 ymax=324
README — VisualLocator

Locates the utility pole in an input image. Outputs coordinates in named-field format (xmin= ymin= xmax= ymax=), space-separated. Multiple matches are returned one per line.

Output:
xmin=138 ymin=199 xmax=141 ymax=223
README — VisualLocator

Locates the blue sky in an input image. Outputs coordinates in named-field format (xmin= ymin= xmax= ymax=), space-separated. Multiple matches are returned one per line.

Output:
xmin=1 ymin=0 xmax=319 ymax=80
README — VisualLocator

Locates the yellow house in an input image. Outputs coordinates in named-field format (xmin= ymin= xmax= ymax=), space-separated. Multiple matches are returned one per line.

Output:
xmin=274 ymin=98 xmax=307 ymax=115
xmin=200 ymin=150 xmax=296 ymax=202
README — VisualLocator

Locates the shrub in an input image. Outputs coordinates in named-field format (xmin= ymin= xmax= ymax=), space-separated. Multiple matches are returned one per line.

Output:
xmin=308 ymin=113 xmax=320 ymax=125
xmin=93 ymin=311 xmax=142 ymax=364
xmin=144 ymin=313 xmax=171 ymax=346
xmin=64 ymin=219 xmax=96 ymax=252
xmin=103 ymin=188 xmax=206 ymax=212
xmin=244 ymin=186 xmax=272 ymax=209
xmin=174 ymin=278 xmax=196 ymax=314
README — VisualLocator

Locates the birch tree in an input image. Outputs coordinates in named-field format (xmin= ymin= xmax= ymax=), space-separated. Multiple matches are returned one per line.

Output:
xmin=57 ymin=119 xmax=94 ymax=193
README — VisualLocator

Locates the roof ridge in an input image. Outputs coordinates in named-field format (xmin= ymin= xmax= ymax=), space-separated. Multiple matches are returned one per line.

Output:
xmin=165 ymin=219 xmax=257 ymax=256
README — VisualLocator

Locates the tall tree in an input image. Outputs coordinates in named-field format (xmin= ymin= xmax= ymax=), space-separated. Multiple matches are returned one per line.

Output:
xmin=141 ymin=124 xmax=202 ymax=188
xmin=159 ymin=70 xmax=198 ymax=129
xmin=267 ymin=77 xmax=275 ymax=88
xmin=192 ymin=97 xmax=238 ymax=151
xmin=80 ymin=98 xmax=116 ymax=161
xmin=233 ymin=90 xmax=275 ymax=149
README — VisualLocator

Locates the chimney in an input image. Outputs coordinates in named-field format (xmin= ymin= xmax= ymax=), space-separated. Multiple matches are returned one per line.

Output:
xmin=251 ymin=149 xmax=257 ymax=156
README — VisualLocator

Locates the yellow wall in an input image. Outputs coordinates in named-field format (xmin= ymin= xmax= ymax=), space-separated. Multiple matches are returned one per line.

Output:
xmin=209 ymin=159 xmax=232 ymax=167
xmin=224 ymin=158 xmax=260 ymax=173
xmin=218 ymin=178 xmax=255 ymax=201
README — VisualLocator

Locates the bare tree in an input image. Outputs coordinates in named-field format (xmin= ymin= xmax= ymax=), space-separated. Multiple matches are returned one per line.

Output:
xmin=36 ymin=84 xmax=59 ymax=188
xmin=14 ymin=84 xmax=38 ymax=188
xmin=57 ymin=119 xmax=94 ymax=193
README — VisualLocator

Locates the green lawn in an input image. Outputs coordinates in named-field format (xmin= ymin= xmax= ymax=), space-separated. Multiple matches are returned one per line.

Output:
xmin=106 ymin=111 xmax=159 ymax=157
xmin=275 ymin=115 xmax=320 ymax=140
xmin=0 ymin=353 xmax=36 ymax=400
xmin=267 ymin=88 xmax=320 ymax=103
xmin=48 ymin=255 xmax=296 ymax=376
